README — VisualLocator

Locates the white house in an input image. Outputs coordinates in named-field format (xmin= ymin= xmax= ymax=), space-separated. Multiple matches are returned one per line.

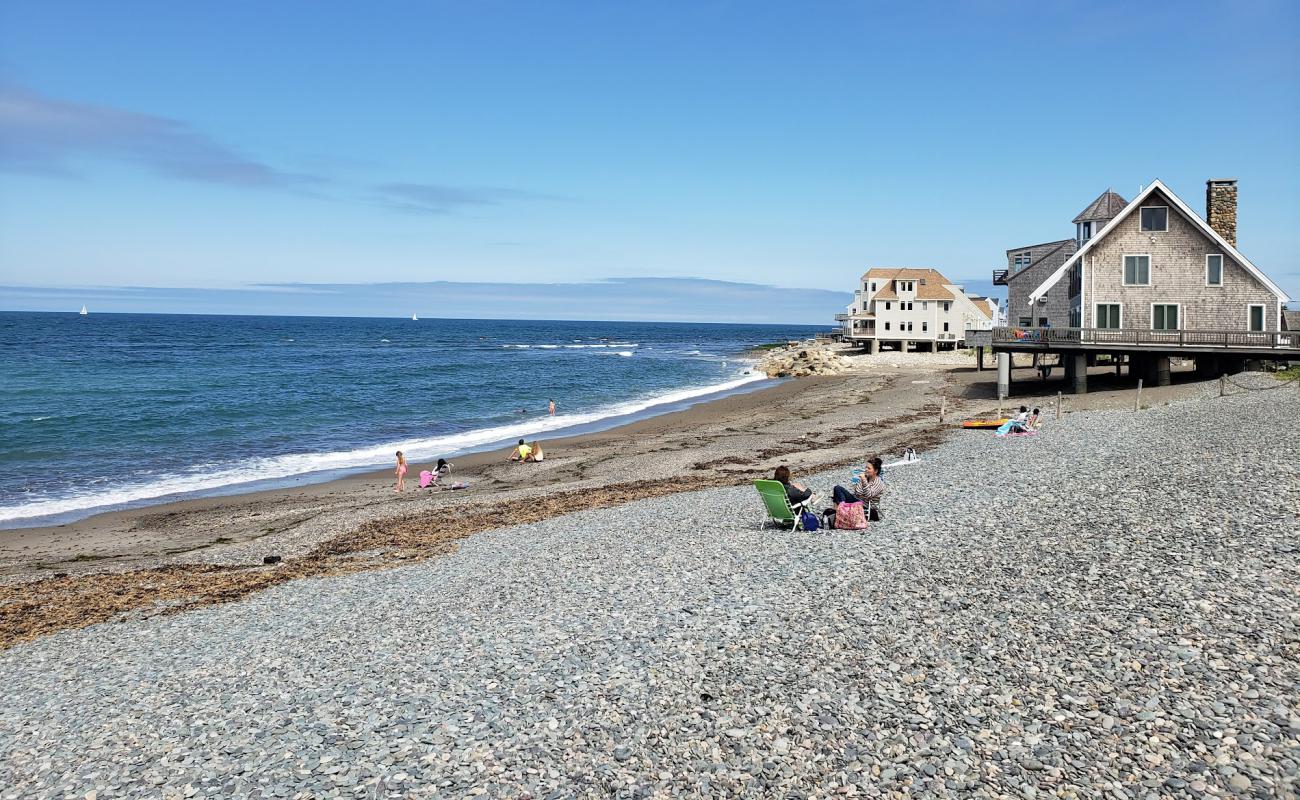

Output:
xmin=839 ymin=267 xmax=996 ymax=352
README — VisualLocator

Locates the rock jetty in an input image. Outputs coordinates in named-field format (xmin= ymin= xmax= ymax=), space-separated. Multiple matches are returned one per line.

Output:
xmin=757 ymin=341 xmax=851 ymax=377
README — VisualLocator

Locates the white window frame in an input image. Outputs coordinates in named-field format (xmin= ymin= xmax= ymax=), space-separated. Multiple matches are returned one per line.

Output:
xmin=1094 ymin=303 xmax=1122 ymax=329
xmin=884 ymin=321 xmax=890 ymax=331
xmin=1122 ymin=254 xmax=1151 ymax=287
xmin=1139 ymin=205 xmax=1169 ymax=232
xmin=943 ymin=302 xmax=950 ymax=312
xmin=943 ymin=321 xmax=950 ymax=332
xmin=1246 ymin=303 xmax=1266 ymax=332
xmin=921 ymin=321 xmax=928 ymax=332
xmin=1205 ymin=254 xmax=1223 ymax=287
xmin=1150 ymin=302 xmax=1181 ymax=331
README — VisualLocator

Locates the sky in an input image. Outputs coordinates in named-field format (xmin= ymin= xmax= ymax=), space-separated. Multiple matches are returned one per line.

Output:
xmin=1 ymin=1 xmax=1297 ymax=323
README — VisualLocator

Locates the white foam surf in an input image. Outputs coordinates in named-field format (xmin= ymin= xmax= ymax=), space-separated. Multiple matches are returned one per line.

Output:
xmin=0 ymin=371 xmax=769 ymax=525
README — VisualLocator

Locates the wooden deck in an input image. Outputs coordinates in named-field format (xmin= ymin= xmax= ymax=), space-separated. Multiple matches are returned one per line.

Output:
xmin=991 ymin=326 xmax=1299 ymax=355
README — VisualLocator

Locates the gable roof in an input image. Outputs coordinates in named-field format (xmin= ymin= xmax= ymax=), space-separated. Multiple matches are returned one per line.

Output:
xmin=861 ymin=268 xmax=957 ymax=301
xmin=1004 ymin=239 xmax=1076 ymax=284
xmin=1028 ymin=179 xmax=1291 ymax=305
xmin=1284 ymin=309 xmax=1300 ymax=332
xmin=1072 ymin=190 xmax=1128 ymax=224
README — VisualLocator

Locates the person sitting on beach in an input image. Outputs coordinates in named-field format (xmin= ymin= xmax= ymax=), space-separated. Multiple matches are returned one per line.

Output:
xmin=1028 ymin=408 xmax=1043 ymax=429
xmin=1010 ymin=405 xmax=1030 ymax=432
xmin=435 ymin=458 xmax=452 ymax=475
xmin=509 ymin=439 xmax=532 ymax=462
xmin=831 ymin=458 xmax=886 ymax=517
xmin=773 ymin=465 xmax=813 ymax=508
xmin=524 ymin=441 xmax=545 ymax=462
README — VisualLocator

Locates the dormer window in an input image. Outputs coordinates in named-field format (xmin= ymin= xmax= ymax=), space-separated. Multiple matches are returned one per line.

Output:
xmin=1079 ymin=221 xmax=1093 ymax=242
xmin=1140 ymin=206 xmax=1168 ymax=232
xmin=1013 ymin=253 xmax=1031 ymax=273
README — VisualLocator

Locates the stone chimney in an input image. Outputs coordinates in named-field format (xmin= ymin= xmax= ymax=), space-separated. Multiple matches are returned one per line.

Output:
xmin=1206 ymin=179 xmax=1237 ymax=247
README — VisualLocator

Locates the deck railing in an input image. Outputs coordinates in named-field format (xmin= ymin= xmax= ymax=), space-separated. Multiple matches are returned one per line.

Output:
xmin=992 ymin=326 xmax=1299 ymax=351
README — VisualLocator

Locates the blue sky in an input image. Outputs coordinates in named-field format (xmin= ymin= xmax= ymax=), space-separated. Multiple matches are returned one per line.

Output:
xmin=1 ymin=1 xmax=1297 ymax=322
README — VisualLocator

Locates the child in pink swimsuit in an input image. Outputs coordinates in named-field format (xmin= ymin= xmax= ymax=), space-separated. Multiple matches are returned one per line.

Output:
xmin=394 ymin=451 xmax=407 ymax=492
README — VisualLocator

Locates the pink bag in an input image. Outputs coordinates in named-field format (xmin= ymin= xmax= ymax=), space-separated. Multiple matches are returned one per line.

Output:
xmin=834 ymin=501 xmax=868 ymax=530
xmin=418 ymin=470 xmax=435 ymax=488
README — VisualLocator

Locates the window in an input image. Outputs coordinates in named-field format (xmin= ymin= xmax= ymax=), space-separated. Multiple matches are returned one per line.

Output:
xmin=1248 ymin=304 xmax=1265 ymax=332
xmin=884 ymin=301 xmax=890 ymax=310
xmin=1037 ymin=317 xmax=1048 ymax=327
xmin=1081 ymin=221 xmax=1093 ymax=241
xmin=943 ymin=302 xmax=950 ymax=312
xmin=1123 ymin=255 xmax=1150 ymax=286
xmin=1095 ymin=304 xmax=1121 ymax=329
xmin=1140 ymin=206 xmax=1168 ymax=232
xmin=870 ymin=282 xmax=876 ymax=292
xmin=903 ymin=301 xmax=913 ymax=311
xmin=943 ymin=322 xmax=950 ymax=332
xmin=1152 ymin=304 xmax=1179 ymax=330
xmin=884 ymin=322 xmax=890 ymax=331
xmin=906 ymin=322 xmax=913 ymax=332
xmin=1013 ymin=253 xmax=1031 ymax=273
xmin=1018 ymin=316 xmax=1033 ymax=326
xmin=1206 ymin=254 xmax=1223 ymax=286
xmin=922 ymin=321 xmax=928 ymax=332
xmin=921 ymin=301 xmax=928 ymax=310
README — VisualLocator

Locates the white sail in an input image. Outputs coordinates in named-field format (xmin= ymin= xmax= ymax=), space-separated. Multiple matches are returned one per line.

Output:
xmin=411 ymin=313 xmax=418 ymax=321
xmin=79 ymin=305 xmax=88 ymax=315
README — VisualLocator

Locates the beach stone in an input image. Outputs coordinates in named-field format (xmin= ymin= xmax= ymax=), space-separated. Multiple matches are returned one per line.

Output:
xmin=0 ymin=384 xmax=1296 ymax=798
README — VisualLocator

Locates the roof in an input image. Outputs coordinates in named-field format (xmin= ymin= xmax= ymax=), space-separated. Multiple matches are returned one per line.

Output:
xmin=861 ymin=268 xmax=957 ymax=301
xmin=1284 ymin=309 xmax=1300 ymax=331
xmin=1006 ymin=238 xmax=1074 ymax=256
xmin=1028 ymin=179 xmax=1291 ymax=305
xmin=1072 ymin=190 xmax=1129 ymax=224
xmin=1004 ymin=239 xmax=1076 ymax=283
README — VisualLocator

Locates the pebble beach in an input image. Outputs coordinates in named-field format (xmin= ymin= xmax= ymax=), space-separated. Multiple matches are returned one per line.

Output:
xmin=1 ymin=377 xmax=1297 ymax=798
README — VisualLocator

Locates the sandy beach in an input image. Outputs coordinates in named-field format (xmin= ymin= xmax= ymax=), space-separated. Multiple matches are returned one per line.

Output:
xmin=0 ymin=347 xmax=1223 ymax=647
xmin=2 ymin=365 xmax=1295 ymax=798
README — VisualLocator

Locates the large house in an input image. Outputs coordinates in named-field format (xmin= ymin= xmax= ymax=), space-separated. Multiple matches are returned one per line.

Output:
xmin=839 ymin=268 xmax=997 ymax=352
xmin=1026 ymin=179 xmax=1290 ymax=332
xmin=998 ymin=190 xmax=1127 ymax=328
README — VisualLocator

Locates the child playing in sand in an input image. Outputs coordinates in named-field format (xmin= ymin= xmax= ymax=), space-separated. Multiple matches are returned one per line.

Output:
xmin=394 ymin=451 xmax=407 ymax=492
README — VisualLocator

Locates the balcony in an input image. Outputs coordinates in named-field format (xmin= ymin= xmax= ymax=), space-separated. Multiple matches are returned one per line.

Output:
xmin=991 ymin=326 xmax=1299 ymax=353
xmin=992 ymin=269 xmax=1009 ymax=286
xmin=833 ymin=313 xmax=850 ymax=322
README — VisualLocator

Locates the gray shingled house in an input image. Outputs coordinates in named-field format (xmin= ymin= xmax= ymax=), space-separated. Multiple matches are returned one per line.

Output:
xmin=998 ymin=190 xmax=1126 ymax=328
xmin=1028 ymin=179 xmax=1289 ymax=332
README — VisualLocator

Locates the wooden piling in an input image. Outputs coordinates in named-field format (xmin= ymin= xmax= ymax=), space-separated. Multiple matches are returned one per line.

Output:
xmin=1055 ymin=391 xmax=1062 ymax=420
xmin=1135 ymin=379 xmax=1143 ymax=412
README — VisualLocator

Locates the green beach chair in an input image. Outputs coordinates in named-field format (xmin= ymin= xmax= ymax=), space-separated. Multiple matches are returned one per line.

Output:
xmin=754 ymin=479 xmax=807 ymax=531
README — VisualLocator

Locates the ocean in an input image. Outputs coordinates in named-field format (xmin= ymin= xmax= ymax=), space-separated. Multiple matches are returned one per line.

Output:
xmin=0 ymin=312 xmax=827 ymax=527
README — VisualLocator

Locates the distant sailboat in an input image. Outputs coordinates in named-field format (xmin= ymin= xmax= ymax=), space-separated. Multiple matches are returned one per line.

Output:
xmin=411 ymin=313 xmax=419 ymax=321
xmin=79 ymin=305 xmax=88 ymax=316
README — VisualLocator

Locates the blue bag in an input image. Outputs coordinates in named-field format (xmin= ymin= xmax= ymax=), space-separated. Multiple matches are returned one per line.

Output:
xmin=800 ymin=510 xmax=820 ymax=531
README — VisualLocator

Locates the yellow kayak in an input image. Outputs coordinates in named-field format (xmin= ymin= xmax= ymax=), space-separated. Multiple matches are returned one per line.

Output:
xmin=961 ymin=418 xmax=1009 ymax=429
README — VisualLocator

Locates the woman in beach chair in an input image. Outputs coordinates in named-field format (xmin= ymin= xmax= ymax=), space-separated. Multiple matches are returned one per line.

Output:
xmin=755 ymin=466 xmax=815 ymax=530
xmin=774 ymin=465 xmax=813 ymax=508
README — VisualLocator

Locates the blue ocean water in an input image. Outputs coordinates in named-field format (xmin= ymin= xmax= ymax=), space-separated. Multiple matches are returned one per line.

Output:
xmin=0 ymin=312 xmax=826 ymax=526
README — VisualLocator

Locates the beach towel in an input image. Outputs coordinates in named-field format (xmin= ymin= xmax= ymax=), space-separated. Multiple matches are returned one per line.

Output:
xmin=419 ymin=470 xmax=435 ymax=488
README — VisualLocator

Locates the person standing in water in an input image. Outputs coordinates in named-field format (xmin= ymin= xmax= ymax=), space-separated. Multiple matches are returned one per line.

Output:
xmin=548 ymin=399 xmax=556 ymax=416
xmin=394 ymin=451 xmax=407 ymax=492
